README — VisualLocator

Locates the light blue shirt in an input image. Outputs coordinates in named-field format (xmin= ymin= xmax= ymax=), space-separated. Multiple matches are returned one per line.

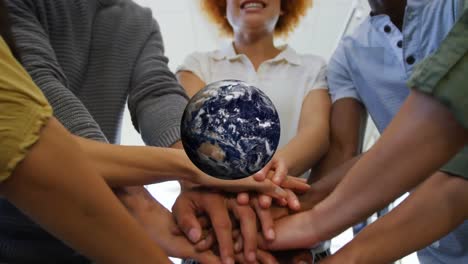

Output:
xmin=328 ymin=0 xmax=468 ymax=263
xmin=329 ymin=0 xmax=465 ymax=132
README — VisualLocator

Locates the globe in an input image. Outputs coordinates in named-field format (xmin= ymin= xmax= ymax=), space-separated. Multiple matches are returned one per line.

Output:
xmin=181 ymin=80 xmax=281 ymax=180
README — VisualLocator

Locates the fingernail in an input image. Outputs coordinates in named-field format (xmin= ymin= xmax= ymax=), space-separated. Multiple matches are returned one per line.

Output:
xmin=234 ymin=241 xmax=241 ymax=252
xmin=293 ymin=200 xmax=300 ymax=208
xmin=224 ymin=257 xmax=234 ymax=264
xmin=188 ymin=228 xmax=200 ymax=242
xmin=268 ymin=228 xmax=275 ymax=240
xmin=273 ymin=175 xmax=281 ymax=183
xmin=247 ymin=251 xmax=256 ymax=262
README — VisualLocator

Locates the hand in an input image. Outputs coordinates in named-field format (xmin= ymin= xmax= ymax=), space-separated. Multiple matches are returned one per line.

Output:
xmin=257 ymin=210 xmax=321 ymax=251
xmin=237 ymin=157 xmax=309 ymax=211
xmin=116 ymin=187 xmax=220 ymax=263
xmin=172 ymin=189 xmax=261 ymax=264
xmin=197 ymin=171 xmax=309 ymax=203
xmin=233 ymin=231 xmax=314 ymax=264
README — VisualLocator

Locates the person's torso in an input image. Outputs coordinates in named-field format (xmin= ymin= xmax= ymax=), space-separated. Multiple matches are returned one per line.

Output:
xmin=192 ymin=43 xmax=327 ymax=149
xmin=336 ymin=0 xmax=468 ymax=262
xmin=338 ymin=0 xmax=463 ymax=132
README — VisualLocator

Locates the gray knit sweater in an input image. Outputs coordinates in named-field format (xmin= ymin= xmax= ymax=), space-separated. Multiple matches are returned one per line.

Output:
xmin=0 ymin=0 xmax=188 ymax=262
xmin=8 ymin=0 xmax=188 ymax=145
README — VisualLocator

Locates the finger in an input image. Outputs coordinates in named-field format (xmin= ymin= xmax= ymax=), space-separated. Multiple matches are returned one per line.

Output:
xmin=194 ymin=231 xmax=215 ymax=252
xmin=278 ymin=197 xmax=288 ymax=207
xmin=251 ymin=198 xmax=275 ymax=241
xmin=253 ymin=168 xmax=268 ymax=182
xmin=258 ymin=194 xmax=272 ymax=209
xmin=280 ymin=177 xmax=310 ymax=192
xmin=270 ymin=158 xmax=288 ymax=185
xmin=205 ymin=197 xmax=235 ymax=264
xmin=252 ymin=179 xmax=288 ymax=200
xmin=285 ymin=189 xmax=301 ymax=211
xmin=172 ymin=196 xmax=203 ymax=243
xmin=253 ymin=162 xmax=271 ymax=182
xmin=257 ymin=249 xmax=279 ymax=264
xmin=237 ymin=192 xmax=250 ymax=206
xmin=231 ymin=202 xmax=258 ymax=262
xmin=225 ymin=177 xmax=288 ymax=201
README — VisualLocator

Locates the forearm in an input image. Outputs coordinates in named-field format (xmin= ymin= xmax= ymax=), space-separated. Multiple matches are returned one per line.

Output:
xmin=334 ymin=172 xmax=468 ymax=264
xmin=313 ymin=91 xmax=468 ymax=242
xmin=128 ymin=26 xmax=188 ymax=147
xmin=276 ymin=126 xmax=329 ymax=176
xmin=310 ymin=98 xmax=366 ymax=183
xmin=299 ymin=155 xmax=361 ymax=211
xmin=0 ymin=118 xmax=170 ymax=264
xmin=74 ymin=136 xmax=198 ymax=187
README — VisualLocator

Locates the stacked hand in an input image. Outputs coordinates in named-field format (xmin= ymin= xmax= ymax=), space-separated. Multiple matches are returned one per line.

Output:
xmin=172 ymin=157 xmax=316 ymax=263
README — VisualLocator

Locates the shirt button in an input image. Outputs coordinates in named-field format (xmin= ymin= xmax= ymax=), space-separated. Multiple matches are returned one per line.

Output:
xmin=384 ymin=25 xmax=392 ymax=33
xmin=397 ymin=40 xmax=403 ymax=48
xmin=406 ymin=55 xmax=416 ymax=65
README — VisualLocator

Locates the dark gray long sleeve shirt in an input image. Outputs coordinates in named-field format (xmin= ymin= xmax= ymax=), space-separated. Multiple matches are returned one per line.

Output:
xmin=8 ymin=0 xmax=188 ymax=145
xmin=0 ymin=0 xmax=188 ymax=262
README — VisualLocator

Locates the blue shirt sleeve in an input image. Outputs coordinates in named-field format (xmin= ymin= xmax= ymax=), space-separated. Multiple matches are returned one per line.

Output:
xmin=327 ymin=41 xmax=362 ymax=104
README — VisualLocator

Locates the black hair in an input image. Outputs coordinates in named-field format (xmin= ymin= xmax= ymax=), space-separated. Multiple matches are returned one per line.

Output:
xmin=0 ymin=0 xmax=19 ymax=59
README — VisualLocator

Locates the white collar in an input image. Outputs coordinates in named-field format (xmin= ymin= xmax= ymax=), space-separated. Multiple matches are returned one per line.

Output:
xmin=210 ymin=42 xmax=302 ymax=66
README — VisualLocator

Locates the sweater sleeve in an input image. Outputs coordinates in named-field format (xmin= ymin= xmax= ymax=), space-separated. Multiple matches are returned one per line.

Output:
xmin=7 ymin=0 xmax=107 ymax=142
xmin=128 ymin=19 xmax=189 ymax=147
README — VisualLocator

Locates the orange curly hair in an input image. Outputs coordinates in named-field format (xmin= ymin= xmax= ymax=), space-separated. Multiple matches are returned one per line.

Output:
xmin=200 ymin=0 xmax=313 ymax=38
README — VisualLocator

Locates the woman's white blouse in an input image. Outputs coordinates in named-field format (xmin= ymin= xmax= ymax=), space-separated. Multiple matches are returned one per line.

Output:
xmin=177 ymin=43 xmax=328 ymax=149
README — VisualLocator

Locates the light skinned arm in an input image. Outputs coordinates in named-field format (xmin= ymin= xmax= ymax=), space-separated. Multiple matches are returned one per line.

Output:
xmin=262 ymin=90 xmax=468 ymax=250
xmin=323 ymin=171 xmax=468 ymax=264
xmin=274 ymin=89 xmax=331 ymax=176
xmin=74 ymin=135 xmax=308 ymax=198
xmin=0 ymin=118 xmax=171 ymax=264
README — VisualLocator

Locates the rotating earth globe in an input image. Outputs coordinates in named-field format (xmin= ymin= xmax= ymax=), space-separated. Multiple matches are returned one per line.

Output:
xmin=181 ymin=80 xmax=281 ymax=180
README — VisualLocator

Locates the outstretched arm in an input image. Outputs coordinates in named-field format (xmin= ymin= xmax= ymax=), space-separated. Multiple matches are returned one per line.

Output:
xmin=312 ymin=90 xmax=467 ymax=241
xmin=262 ymin=90 xmax=468 ymax=250
xmin=323 ymin=171 xmax=468 ymax=264
xmin=275 ymin=89 xmax=331 ymax=176
xmin=0 ymin=118 xmax=171 ymax=264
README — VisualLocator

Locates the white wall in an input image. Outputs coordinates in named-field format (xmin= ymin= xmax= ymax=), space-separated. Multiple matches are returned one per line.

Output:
xmin=121 ymin=0 xmax=370 ymax=146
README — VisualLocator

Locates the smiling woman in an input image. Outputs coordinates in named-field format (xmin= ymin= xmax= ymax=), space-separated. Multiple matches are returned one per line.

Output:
xmin=176 ymin=0 xmax=331 ymax=262
xmin=201 ymin=0 xmax=312 ymax=37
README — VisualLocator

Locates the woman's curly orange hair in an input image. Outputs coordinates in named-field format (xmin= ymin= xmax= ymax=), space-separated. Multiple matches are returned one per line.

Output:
xmin=200 ymin=0 xmax=313 ymax=38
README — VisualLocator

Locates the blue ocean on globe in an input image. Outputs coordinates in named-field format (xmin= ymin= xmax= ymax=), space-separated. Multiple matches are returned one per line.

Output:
xmin=181 ymin=80 xmax=280 ymax=180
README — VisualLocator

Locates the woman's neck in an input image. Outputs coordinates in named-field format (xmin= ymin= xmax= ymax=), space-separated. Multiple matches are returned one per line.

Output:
xmin=233 ymin=31 xmax=281 ymax=70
